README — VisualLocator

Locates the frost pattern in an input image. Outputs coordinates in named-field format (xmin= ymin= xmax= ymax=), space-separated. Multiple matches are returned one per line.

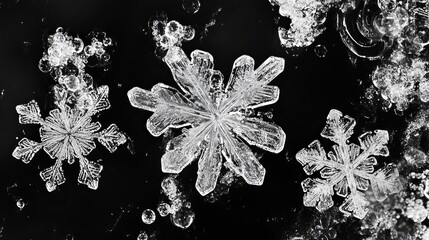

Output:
xmin=13 ymin=28 xmax=125 ymax=191
xmin=296 ymin=109 xmax=402 ymax=219
xmin=128 ymin=46 xmax=286 ymax=196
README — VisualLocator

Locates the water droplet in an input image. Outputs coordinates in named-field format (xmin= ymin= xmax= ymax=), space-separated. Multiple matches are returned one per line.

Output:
xmin=141 ymin=209 xmax=156 ymax=225
xmin=182 ymin=0 xmax=200 ymax=14
xmin=314 ymin=44 xmax=327 ymax=58
xmin=16 ymin=199 xmax=25 ymax=210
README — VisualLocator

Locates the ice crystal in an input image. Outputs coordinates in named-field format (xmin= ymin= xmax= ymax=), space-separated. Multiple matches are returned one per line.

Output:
xmin=12 ymin=86 xmax=126 ymax=191
xmin=296 ymin=109 xmax=402 ymax=219
xmin=128 ymin=46 xmax=286 ymax=195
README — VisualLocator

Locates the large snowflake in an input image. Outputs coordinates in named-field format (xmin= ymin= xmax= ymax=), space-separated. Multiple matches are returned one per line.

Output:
xmin=296 ymin=109 xmax=402 ymax=219
xmin=13 ymin=86 xmax=126 ymax=191
xmin=128 ymin=46 xmax=286 ymax=196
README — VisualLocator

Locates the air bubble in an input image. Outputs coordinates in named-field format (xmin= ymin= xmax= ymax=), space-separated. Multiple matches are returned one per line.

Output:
xmin=314 ymin=44 xmax=327 ymax=58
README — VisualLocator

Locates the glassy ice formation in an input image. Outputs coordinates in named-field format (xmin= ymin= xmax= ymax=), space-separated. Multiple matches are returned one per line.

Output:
xmin=151 ymin=19 xmax=195 ymax=58
xmin=158 ymin=177 xmax=195 ymax=229
xmin=13 ymin=28 xmax=125 ymax=191
xmin=269 ymin=0 xmax=337 ymax=48
xmin=296 ymin=109 xmax=402 ymax=219
xmin=128 ymin=46 xmax=286 ymax=196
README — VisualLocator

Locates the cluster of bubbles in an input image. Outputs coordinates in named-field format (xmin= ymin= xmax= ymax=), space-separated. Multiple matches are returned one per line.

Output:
xmin=157 ymin=176 xmax=195 ymax=229
xmin=38 ymin=27 xmax=113 ymax=110
xmin=151 ymin=19 xmax=195 ymax=59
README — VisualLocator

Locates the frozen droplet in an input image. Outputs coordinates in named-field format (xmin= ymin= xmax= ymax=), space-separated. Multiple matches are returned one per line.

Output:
xmin=63 ymin=75 xmax=80 ymax=92
xmin=100 ymin=53 xmax=111 ymax=62
xmin=141 ymin=209 xmax=156 ymax=224
xmin=137 ymin=231 xmax=148 ymax=240
xmin=84 ymin=45 xmax=95 ymax=56
xmin=16 ymin=198 xmax=25 ymax=210
xmin=157 ymin=202 xmax=171 ymax=217
xmin=103 ymin=37 xmax=112 ymax=47
xmin=166 ymin=21 xmax=184 ymax=40
xmin=183 ymin=26 xmax=195 ymax=41
xmin=182 ymin=0 xmax=200 ymax=14
xmin=38 ymin=58 xmax=52 ymax=73
xmin=170 ymin=208 xmax=195 ymax=229
xmin=314 ymin=44 xmax=327 ymax=58
xmin=72 ymin=38 xmax=84 ymax=53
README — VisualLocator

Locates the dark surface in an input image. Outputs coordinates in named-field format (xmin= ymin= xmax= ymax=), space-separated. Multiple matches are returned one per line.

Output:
xmin=0 ymin=0 xmax=404 ymax=239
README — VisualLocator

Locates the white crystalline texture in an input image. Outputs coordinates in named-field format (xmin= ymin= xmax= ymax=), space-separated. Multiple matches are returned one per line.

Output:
xmin=128 ymin=46 xmax=286 ymax=196
xmin=296 ymin=109 xmax=402 ymax=219
xmin=13 ymin=86 xmax=126 ymax=191
xmin=372 ymin=57 xmax=429 ymax=111
xmin=271 ymin=0 xmax=332 ymax=48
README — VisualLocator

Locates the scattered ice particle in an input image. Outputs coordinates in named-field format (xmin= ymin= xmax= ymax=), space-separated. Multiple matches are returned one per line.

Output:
xmin=16 ymin=198 xmax=25 ymax=210
xmin=296 ymin=109 xmax=402 ymax=219
xmin=182 ymin=0 xmax=200 ymax=14
xmin=170 ymin=207 xmax=195 ymax=229
xmin=128 ymin=46 xmax=286 ymax=195
xmin=157 ymin=202 xmax=171 ymax=217
xmin=314 ymin=44 xmax=327 ymax=58
xmin=141 ymin=209 xmax=156 ymax=225
xmin=137 ymin=231 xmax=148 ymax=240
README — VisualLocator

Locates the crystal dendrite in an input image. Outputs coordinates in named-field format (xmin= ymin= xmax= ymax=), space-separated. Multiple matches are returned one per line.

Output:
xmin=128 ymin=46 xmax=286 ymax=196
xmin=13 ymin=85 xmax=126 ymax=191
xmin=296 ymin=109 xmax=402 ymax=219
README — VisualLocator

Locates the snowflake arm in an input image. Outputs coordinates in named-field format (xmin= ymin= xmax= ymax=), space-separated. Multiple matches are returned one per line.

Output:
xmin=296 ymin=109 xmax=402 ymax=219
xmin=128 ymin=47 xmax=286 ymax=196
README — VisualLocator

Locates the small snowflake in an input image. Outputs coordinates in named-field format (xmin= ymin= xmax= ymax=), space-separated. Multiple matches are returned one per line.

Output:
xmin=128 ymin=46 xmax=286 ymax=196
xmin=13 ymin=86 xmax=126 ymax=191
xmin=296 ymin=109 xmax=402 ymax=219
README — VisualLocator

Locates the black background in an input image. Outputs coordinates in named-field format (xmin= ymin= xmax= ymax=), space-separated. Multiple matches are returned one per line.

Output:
xmin=0 ymin=0 xmax=406 ymax=239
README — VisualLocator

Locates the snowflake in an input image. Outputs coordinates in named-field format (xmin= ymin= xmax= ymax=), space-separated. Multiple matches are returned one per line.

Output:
xmin=295 ymin=109 xmax=402 ymax=219
xmin=13 ymin=86 xmax=126 ymax=191
xmin=128 ymin=46 xmax=286 ymax=196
